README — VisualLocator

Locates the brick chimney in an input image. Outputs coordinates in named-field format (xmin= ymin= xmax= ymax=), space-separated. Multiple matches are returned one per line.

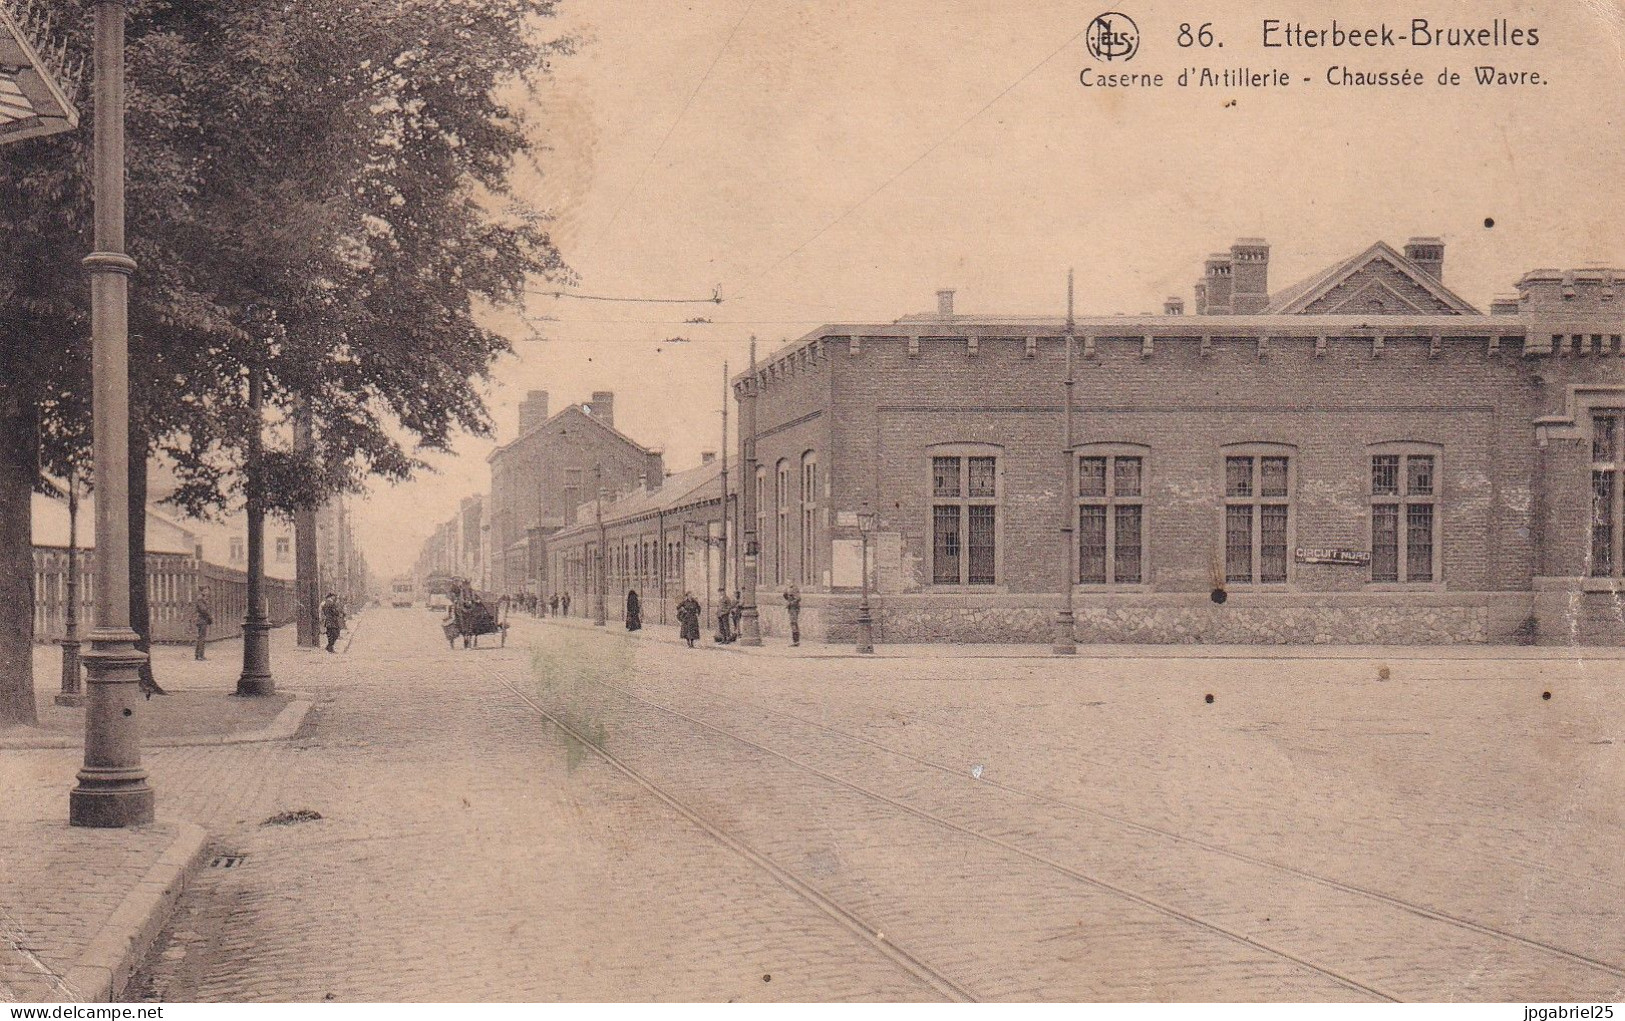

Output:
xmin=1193 ymin=282 xmax=1208 ymax=315
xmin=1230 ymin=238 xmax=1270 ymax=314
xmin=517 ymin=390 xmax=549 ymax=437
xmin=586 ymin=390 xmax=614 ymax=427
xmin=1163 ymin=296 xmax=1185 ymax=316
xmin=645 ymin=450 xmax=665 ymax=491
xmin=1404 ymin=237 xmax=1444 ymax=281
xmin=701 ymin=450 xmax=717 ymax=464
xmin=1203 ymin=254 xmax=1233 ymax=313
xmin=936 ymin=289 xmax=956 ymax=317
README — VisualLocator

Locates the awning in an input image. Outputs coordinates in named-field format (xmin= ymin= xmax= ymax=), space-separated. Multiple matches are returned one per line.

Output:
xmin=0 ymin=0 xmax=79 ymax=144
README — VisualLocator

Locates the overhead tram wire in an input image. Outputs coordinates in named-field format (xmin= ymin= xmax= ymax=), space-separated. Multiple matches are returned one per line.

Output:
xmin=581 ymin=0 xmax=761 ymax=266
xmin=724 ymin=21 xmax=1092 ymax=304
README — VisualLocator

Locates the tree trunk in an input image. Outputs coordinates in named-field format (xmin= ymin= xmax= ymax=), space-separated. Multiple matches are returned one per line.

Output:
xmin=128 ymin=416 xmax=160 ymax=694
xmin=0 ymin=400 xmax=38 ymax=726
xmin=293 ymin=399 xmax=319 ymax=646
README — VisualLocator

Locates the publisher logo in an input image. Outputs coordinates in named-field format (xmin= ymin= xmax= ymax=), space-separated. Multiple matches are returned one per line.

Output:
xmin=1086 ymin=12 xmax=1140 ymax=61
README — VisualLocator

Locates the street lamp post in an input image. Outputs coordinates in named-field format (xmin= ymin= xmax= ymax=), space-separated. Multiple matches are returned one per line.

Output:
xmin=237 ymin=356 xmax=273 ymax=695
xmin=855 ymin=502 xmax=876 ymax=655
xmin=56 ymin=467 xmax=83 ymax=707
xmin=71 ymin=0 xmax=154 ymax=827
xmin=1053 ymin=269 xmax=1079 ymax=656
xmin=593 ymin=462 xmax=607 ymax=627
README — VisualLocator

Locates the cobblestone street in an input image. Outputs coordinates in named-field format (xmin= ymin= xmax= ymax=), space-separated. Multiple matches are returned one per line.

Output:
xmin=46 ymin=610 xmax=1619 ymax=1002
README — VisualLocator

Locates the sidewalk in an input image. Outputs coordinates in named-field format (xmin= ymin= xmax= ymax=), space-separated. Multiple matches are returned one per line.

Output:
xmin=511 ymin=610 xmax=1625 ymax=662
xmin=1 ymin=623 xmax=328 ymax=1002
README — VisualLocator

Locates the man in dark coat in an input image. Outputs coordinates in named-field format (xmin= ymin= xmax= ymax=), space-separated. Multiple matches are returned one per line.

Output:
xmin=320 ymin=593 xmax=347 ymax=653
xmin=561 ymin=592 xmax=571 ymax=617
xmin=783 ymin=583 xmax=802 ymax=647
xmin=715 ymin=588 xmax=734 ymax=643
xmin=625 ymin=589 xmax=642 ymax=631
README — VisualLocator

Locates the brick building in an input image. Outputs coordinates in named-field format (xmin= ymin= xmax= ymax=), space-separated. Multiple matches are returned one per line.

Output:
xmin=729 ymin=237 xmax=1625 ymax=645
xmin=485 ymin=390 xmax=664 ymax=596
xmin=545 ymin=453 xmax=737 ymax=625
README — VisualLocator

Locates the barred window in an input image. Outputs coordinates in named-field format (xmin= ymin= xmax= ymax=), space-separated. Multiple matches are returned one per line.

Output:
xmin=1223 ymin=452 xmax=1291 ymax=584
xmin=1592 ymin=412 xmax=1624 ymax=578
xmin=775 ymin=460 xmax=789 ymax=586
xmin=1077 ymin=451 xmax=1145 ymax=585
xmin=1371 ymin=449 xmax=1438 ymax=583
xmin=931 ymin=453 xmax=999 ymax=585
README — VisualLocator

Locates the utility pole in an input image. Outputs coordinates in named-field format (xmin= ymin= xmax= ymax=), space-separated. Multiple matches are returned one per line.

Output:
xmin=238 ymin=356 xmax=274 ymax=694
xmin=71 ymin=0 xmax=153 ymax=827
xmin=738 ymin=339 xmax=762 ymax=645
xmin=1053 ymin=269 xmax=1079 ymax=655
xmin=56 ymin=467 xmax=83 ymax=707
xmin=293 ymin=398 xmax=318 ymax=647
xmin=718 ymin=360 xmax=729 ymax=608
xmin=593 ymin=462 xmax=607 ymax=627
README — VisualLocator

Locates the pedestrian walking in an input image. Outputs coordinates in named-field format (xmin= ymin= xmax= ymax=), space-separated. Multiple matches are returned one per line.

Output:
xmin=715 ymin=588 xmax=734 ymax=643
xmin=193 ymin=586 xmax=213 ymax=660
xmin=561 ymin=592 xmax=571 ymax=617
xmin=320 ymin=592 xmax=347 ymax=653
xmin=625 ymin=589 xmax=643 ymax=631
xmin=548 ymin=593 xmax=559 ymax=617
xmin=677 ymin=591 xmax=702 ymax=648
xmin=731 ymin=588 xmax=743 ymax=638
xmin=783 ymin=583 xmax=802 ymax=647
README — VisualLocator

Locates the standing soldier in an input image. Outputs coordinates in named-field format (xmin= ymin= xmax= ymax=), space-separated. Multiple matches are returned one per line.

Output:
xmin=783 ymin=583 xmax=802 ymax=647
xmin=193 ymin=586 xmax=213 ymax=661
xmin=715 ymin=588 xmax=734 ymax=643
xmin=320 ymin=592 xmax=347 ymax=654
xmin=561 ymin=592 xmax=571 ymax=618
xmin=548 ymin=593 xmax=559 ymax=617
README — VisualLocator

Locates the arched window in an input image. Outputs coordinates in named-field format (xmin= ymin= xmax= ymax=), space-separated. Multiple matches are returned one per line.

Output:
xmin=754 ymin=467 xmax=767 ymax=577
xmin=775 ymin=459 xmax=789 ymax=586
xmin=800 ymin=452 xmax=818 ymax=584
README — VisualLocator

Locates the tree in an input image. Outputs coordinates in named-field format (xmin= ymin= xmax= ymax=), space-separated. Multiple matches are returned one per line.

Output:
xmin=0 ymin=0 xmax=572 ymax=722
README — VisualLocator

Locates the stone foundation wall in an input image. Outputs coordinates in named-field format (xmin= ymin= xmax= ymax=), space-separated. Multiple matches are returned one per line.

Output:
xmin=785 ymin=592 xmax=1546 ymax=645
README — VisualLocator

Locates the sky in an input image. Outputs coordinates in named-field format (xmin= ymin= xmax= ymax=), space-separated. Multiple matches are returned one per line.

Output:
xmin=351 ymin=0 xmax=1625 ymax=581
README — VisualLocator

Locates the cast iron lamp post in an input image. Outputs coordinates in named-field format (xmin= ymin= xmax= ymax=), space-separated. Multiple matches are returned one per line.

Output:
xmin=237 ymin=351 xmax=273 ymax=695
xmin=70 ymin=0 xmax=153 ymax=827
xmin=855 ymin=502 xmax=876 ymax=655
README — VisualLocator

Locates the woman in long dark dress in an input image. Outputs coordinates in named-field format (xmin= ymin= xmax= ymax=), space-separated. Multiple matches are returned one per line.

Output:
xmin=625 ymin=589 xmax=642 ymax=631
xmin=676 ymin=592 xmax=701 ymax=648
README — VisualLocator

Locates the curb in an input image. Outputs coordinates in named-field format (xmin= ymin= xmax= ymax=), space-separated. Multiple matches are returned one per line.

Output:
xmin=0 ymin=699 xmax=314 ymax=751
xmin=62 ymin=822 xmax=209 ymax=1002
xmin=511 ymin=616 xmax=1625 ymax=662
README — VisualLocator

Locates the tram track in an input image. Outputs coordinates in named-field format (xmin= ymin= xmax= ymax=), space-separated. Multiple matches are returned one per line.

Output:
xmin=489 ymin=658 xmax=1406 ymax=1000
xmin=660 ymin=671 xmax=1625 ymax=985
xmin=505 ymin=626 xmax=1625 ymax=999
xmin=484 ymin=662 xmax=974 ymax=1003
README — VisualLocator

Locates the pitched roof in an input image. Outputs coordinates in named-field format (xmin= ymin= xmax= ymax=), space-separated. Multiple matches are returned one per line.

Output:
xmin=553 ymin=457 xmax=727 ymax=540
xmin=0 ymin=2 xmax=78 ymax=144
xmin=487 ymin=402 xmax=655 ymax=464
xmin=1266 ymin=241 xmax=1479 ymax=315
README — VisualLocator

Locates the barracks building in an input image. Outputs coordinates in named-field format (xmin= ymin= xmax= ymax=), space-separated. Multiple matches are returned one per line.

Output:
xmin=545 ymin=237 xmax=1625 ymax=645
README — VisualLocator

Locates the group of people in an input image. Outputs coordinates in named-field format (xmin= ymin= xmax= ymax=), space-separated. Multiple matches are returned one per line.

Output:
xmin=673 ymin=583 xmax=801 ymax=649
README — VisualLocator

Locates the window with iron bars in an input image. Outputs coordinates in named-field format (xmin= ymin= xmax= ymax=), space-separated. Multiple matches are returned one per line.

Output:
xmin=932 ymin=454 xmax=998 ymax=585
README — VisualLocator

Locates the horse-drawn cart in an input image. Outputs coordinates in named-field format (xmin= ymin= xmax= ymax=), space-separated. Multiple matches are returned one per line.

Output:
xmin=441 ymin=590 xmax=508 ymax=649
